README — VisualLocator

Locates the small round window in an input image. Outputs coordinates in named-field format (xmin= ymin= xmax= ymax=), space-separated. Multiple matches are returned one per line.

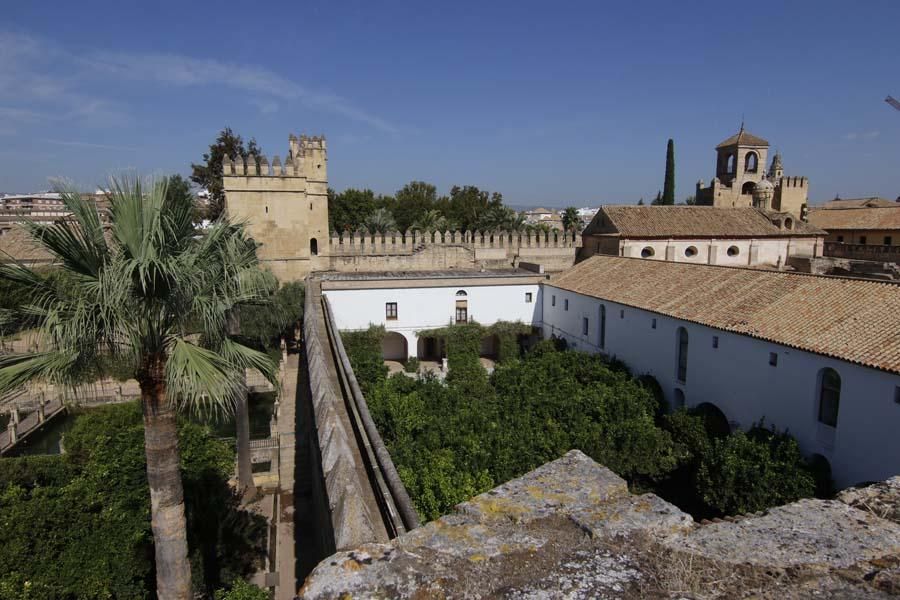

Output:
xmin=784 ymin=218 xmax=793 ymax=230
xmin=727 ymin=245 xmax=740 ymax=257
xmin=641 ymin=246 xmax=655 ymax=258
xmin=684 ymin=246 xmax=698 ymax=258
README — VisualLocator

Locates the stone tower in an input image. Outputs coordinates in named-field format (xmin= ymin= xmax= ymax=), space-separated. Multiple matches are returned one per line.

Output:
xmin=222 ymin=134 xmax=329 ymax=281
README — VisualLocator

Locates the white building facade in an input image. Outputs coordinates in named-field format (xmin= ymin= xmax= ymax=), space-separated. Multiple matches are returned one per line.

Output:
xmin=322 ymin=271 xmax=543 ymax=360
xmin=542 ymin=257 xmax=900 ymax=488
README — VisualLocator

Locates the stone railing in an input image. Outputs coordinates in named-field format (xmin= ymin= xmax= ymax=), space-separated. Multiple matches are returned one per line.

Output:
xmin=328 ymin=229 xmax=580 ymax=255
xmin=824 ymin=241 xmax=900 ymax=263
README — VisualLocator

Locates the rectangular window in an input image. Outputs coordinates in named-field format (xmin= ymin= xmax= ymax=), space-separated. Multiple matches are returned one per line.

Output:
xmin=769 ymin=352 xmax=778 ymax=366
xmin=599 ymin=305 xmax=606 ymax=349
xmin=620 ymin=309 xmax=625 ymax=319
xmin=712 ymin=336 xmax=719 ymax=349
xmin=385 ymin=302 xmax=398 ymax=320
xmin=885 ymin=236 xmax=893 ymax=246
xmin=564 ymin=299 xmax=569 ymax=311
xmin=551 ymin=295 xmax=556 ymax=307
xmin=895 ymin=386 xmax=900 ymax=405
xmin=582 ymin=317 xmax=589 ymax=335
xmin=860 ymin=236 xmax=867 ymax=245
xmin=677 ymin=328 xmax=688 ymax=383
xmin=525 ymin=292 xmax=533 ymax=303
xmin=836 ymin=235 xmax=844 ymax=243
xmin=651 ymin=318 xmax=657 ymax=329
xmin=455 ymin=306 xmax=467 ymax=324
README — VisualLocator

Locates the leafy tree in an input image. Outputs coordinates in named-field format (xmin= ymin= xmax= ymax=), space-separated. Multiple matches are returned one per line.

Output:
xmin=0 ymin=403 xmax=265 ymax=598
xmin=442 ymin=185 xmax=504 ymax=231
xmin=191 ymin=128 xmax=263 ymax=220
xmin=695 ymin=424 xmax=816 ymax=515
xmin=0 ymin=177 xmax=278 ymax=598
xmin=215 ymin=579 xmax=269 ymax=600
xmin=663 ymin=138 xmax=675 ymax=205
xmin=328 ymin=188 xmax=377 ymax=233
xmin=561 ymin=207 xmax=581 ymax=233
xmin=683 ymin=195 xmax=696 ymax=206
xmin=393 ymin=181 xmax=440 ymax=231
xmin=364 ymin=207 xmax=398 ymax=233
xmin=239 ymin=281 xmax=305 ymax=352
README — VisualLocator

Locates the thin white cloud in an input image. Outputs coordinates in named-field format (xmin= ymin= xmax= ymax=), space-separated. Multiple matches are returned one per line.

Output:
xmin=0 ymin=30 xmax=397 ymax=134
xmin=42 ymin=138 xmax=141 ymax=151
xmin=83 ymin=51 xmax=397 ymax=133
xmin=844 ymin=131 xmax=880 ymax=141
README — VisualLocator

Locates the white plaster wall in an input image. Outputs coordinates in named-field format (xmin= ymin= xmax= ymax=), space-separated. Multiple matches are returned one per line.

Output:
xmin=621 ymin=238 xmax=820 ymax=266
xmin=542 ymin=285 xmax=900 ymax=488
xmin=326 ymin=283 xmax=542 ymax=357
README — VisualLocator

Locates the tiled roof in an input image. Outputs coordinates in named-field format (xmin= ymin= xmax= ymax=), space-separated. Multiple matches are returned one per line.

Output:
xmin=549 ymin=256 xmax=900 ymax=374
xmin=716 ymin=129 xmax=769 ymax=148
xmin=585 ymin=206 xmax=824 ymax=238
xmin=819 ymin=197 xmax=897 ymax=210
xmin=808 ymin=206 xmax=900 ymax=231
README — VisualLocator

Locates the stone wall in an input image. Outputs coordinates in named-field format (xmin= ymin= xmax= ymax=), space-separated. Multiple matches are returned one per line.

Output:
xmin=299 ymin=450 xmax=900 ymax=598
xmin=789 ymin=255 xmax=900 ymax=281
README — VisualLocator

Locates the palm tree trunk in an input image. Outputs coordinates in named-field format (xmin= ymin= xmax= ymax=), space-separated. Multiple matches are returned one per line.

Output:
xmin=235 ymin=378 xmax=254 ymax=494
xmin=141 ymin=358 xmax=192 ymax=600
xmin=226 ymin=310 xmax=254 ymax=495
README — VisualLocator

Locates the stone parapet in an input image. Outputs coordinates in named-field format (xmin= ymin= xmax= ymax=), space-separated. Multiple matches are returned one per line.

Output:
xmin=299 ymin=450 xmax=900 ymax=598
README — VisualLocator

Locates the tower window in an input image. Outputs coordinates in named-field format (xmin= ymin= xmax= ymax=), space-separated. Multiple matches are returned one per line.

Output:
xmin=745 ymin=151 xmax=759 ymax=173
xmin=310 ymin=238 xmax=318 ymax=256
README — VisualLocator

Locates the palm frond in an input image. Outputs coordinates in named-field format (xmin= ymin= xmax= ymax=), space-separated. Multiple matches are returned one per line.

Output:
xmin=219 ymin=338 xmax=279 ymax=386
xmin=0 ymin=351 xmax=81 ymax=394
xmin=165 ymin=338 xmax=241 ymax=418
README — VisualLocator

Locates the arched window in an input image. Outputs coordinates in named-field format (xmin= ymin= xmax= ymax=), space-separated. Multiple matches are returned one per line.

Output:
xmin=599 ymin=304 xmax=606 ymax=349
xmin=310 ymin=237 xmax=318 ymax=256
xmin=745 ymin=152 xmax=759 ymax=173
xmin=726 ymin=153 xmax=735 ymax=174
xmin=676 ymin=327 xmax=688 ymax=382
xmin=673 ymin=388 xmax=685 ymax=410
xmin=818 ymin=368 xmax=841 ymax=427
xmin=455 ymin=290 xmax=467 ymax=296
xmin=784 ymin=217 xmax=793 ymax=230
xmin=641 ymin=246 xmax=655 ymax=258
xmin=741 ymin=181 xmax=756 ymax=195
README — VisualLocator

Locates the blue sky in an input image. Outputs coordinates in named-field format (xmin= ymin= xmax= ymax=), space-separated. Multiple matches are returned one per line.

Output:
xmin=1 ymin=0 xmax=898 ymax=206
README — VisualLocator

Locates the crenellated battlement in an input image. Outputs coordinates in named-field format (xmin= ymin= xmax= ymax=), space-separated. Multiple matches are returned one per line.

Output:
xmin=328 ymin=229 xmax=581 ymax=254
xmin=779 ymin=175 xmax=807 ymax=189
xmin=223 ymin=154 xmax=304 ymax=177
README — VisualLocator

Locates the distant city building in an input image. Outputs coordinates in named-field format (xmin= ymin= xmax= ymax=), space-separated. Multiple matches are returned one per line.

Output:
xmin=522 ymin=207 xmax=562 ymax=229
xmin=695 ymin=127 xmax=808 ymax=218
xmin=818 ymin=197 xmax=898 ymax=210
xmin=579 ymin=205 xmax=824 ymax=267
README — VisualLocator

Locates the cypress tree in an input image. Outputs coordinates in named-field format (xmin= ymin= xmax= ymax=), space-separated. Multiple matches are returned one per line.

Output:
xmin=663 ymin=138 xmax=675 ymax=205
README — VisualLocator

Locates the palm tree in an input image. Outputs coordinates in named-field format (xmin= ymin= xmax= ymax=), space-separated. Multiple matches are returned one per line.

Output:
xmin=561 ymin=206 xmax=581 ymax=233
xmin=0 ymin=176 xmax=278 ymax=599
xmin=364 ymin=207 xmax=397 ymax=234
xmin=412 ymin=208 xmax=448 ymax=232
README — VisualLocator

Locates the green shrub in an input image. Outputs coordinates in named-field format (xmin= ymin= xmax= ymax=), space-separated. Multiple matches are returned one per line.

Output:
xmin=404 ymin=357 xmax=420 ymax=373
xmin=215 ymin=579 xmax=269 ymax=600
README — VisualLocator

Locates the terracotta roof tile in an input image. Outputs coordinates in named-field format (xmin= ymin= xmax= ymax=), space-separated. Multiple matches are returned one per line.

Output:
xmin=549 ymin=256 xmax=900 ymax=374
xmin=808 ymin=206 xmax=900 ymax=231
xmin=819 ymin=197 xmax=897 ymax=210
xmin=585 ymin=206 xmax=823 ymax=238
xmin=716 ymin=129 xmax=769 ymax=148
